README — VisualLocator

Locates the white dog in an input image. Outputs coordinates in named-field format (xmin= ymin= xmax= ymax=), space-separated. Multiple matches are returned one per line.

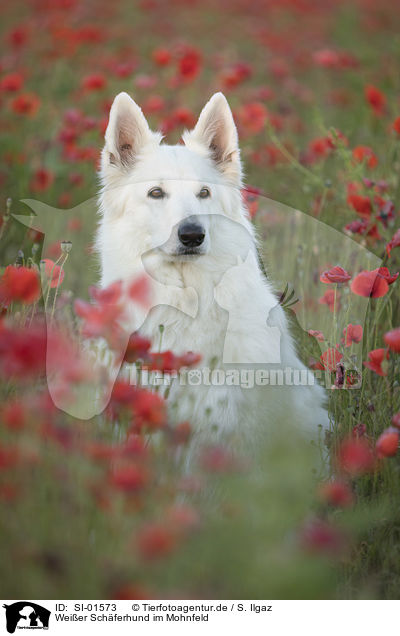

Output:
xmin=96 ymin=91 xmax=328 ymax=445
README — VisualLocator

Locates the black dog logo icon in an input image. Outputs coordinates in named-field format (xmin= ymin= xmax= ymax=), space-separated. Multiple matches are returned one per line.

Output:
xmin=3 ymin=602 xmax=50 ymax=633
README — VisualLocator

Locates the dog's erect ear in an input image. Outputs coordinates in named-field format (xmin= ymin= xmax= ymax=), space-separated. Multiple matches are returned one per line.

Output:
xmin=102 ymin=92 xmax=160 ymax=172
xmin=183 ymin=92 xmax=242 ymax=184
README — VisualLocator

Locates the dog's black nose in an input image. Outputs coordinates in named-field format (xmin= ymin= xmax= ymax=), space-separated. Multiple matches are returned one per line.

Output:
xmin=178 ymin=222 xmax=205 ymax=247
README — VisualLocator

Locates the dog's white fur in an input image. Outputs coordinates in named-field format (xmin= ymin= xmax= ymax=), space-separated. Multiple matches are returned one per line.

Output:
xmin=96 ymin=91 xmax=328 ymax=443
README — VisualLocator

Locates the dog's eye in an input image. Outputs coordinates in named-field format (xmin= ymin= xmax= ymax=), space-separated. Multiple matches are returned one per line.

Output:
xmin=198 ymin=187 xmax=211 ymax=199
xmin=148 ymin=187 xmax=165 ymax=199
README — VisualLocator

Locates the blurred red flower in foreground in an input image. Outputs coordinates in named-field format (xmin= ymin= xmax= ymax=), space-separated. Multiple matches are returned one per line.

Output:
xmin=0 ymin=72 xmax=24 ymax=92
xmin=320 ymin=348 xmax=343 ymax=372
xmin=300 ymin=518 xmax=347 ymax=555
xmin=320 ymin=265 xmax=351 ymax=284
xmin=352 ymin=145 xmax=378 ymax=169
xmin=11 ymin=92 xmax=40 ymax=116
xmin=384 ymin=327 xmax=400 ymax=353
xmin=376 ymin=428 xmax=399 ymax=458
xmin=128 ymin=275 xmax=151 ymax=307
xmin=200 ymin=446 xmax=241 ymax=473
xmin=364 ymin=348 xmax=389 ymax=376
xmin=386 ymin=229 xmax=400 ymax=257
xmin=109 ymin=462 xmax=149 ymax=493
xmin=350 ymin=270 xmax=389 ymax=298
xmin=338 ymin=438 xmax=375 ymax=475
xmin=0 ymin=323 xmax=46 ymax=379
xmin=0 ymin=265 xmax=40 ymax=305
xmin=42 ymin=259 xmax=65 ymax=288
xmin=123 ymin=334 xmax=152 ymax=363
xmin=75 ymin=281 xmax=123 ymax=341
xmin=365 ymin=85 xmax=386 ymax=116
xmin=131 ymin=388 xmax=166 ymax=431
xmin=137 ymin=523 xmax=176 ymax=560
xmin=318 ymin=480 xmax=354 ymax=508
xmin=1 ymin=401 xmax=27 ymax=431
xmin=342 ymin=324 xmax=363 ymax=347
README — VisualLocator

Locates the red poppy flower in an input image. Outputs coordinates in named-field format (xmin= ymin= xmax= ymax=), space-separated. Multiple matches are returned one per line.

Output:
xmin=74 ymin=298 xmax=122 ymax=340
xmin=0 ymin=72 xmax=24 ymax=92
xmin=318 ymin=289 xmax=339 ymax=312
xmin=128 ymin=275 xmax=150 ymax=307
xmin=152 ymin=47 xmax=171 ymax=66
xmin=1 ymin=401 xmax=27 ymax=430
xmin=30 ymin=168 xmax=54 ymax=192
xmin=178 ymin=47 xmax=202 ymax=81
xmin=338 ymin=438 xmax=375 ymax=475
xmin=374 ymin=267 xmax=399 ymax=285
xmin=342 ymin=324 xmax=363 ymax=347
xmin=300 ymin=518 xmax=346 ymax=555
xmin=237 ymin=102 xmax=268 ymax=135
xmin=384 ymin=327 xmax=400 ymax=353
xmin=142 ymin=95 xmax=165 ymax=114
xmin=350 ymin=270 xmax=389 ymax=298
xmin=8 ymin=26 xmax=29 ymax=48
xmin=392 ymin=413 xmax=400 ymax=429
xmin=392 ymin=117 xmax=400 ymax=135
xmin=147 ymin=351 xmax=174 ymax=373
xmin=132 ymin=388 xmax=166 ymax=431
xmin=386 ymin=228 xmax=400 ymax=257
xmin=364 ymin=348 xmax=389 ymax=376
xmin=200 ymin=445 xmax=240 ymax=473
xmin=171 ymin=107 xmax=196 ymax=128
xmin=352 ymin=146 xmax=378 ymax=169
xmin=320 ymin=348 xmax=343 ymax=372
xmin=137 ymin=523 xmax=176 ymax=560
xmin=11 ymin=92 xmax=40 ymax=116
xmin=308 ymin=329 xmax=325 ymax=341
xmin=220 ymin=62 xmax=252 ymax=89
xmin=81 ymin=73 xmax=106 ymax=91
xmin=123 ymin=334 xmax=152 ymax=364
xmin=347 ymin=194 xmax=372 ymax=218
xmin=313 ymin=48 xmax=341 ymax=68
xmin=42 ymin=259 xmax=65 ymax=288
xmin=376 ymin=428 xmax=399 ymax=458
xmin=0 ymin=265 xmax=40 ymax=305
xmin=320 ymin=265 xmax=351 ymax=284
xmin=109 ymin=463 xmax=149 ymax=492
xmin=365 ymin=84 xmax=386 ymax=116
xmin=318 ymin=480 xmax=354 ymax=508
xmin=178 ymin=351 xmax=202 ymax=367
xmin=0 ymin=323 xmax=47 ymax=379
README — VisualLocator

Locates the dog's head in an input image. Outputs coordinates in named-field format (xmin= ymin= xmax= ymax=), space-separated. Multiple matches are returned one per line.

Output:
xmin=99 ymin=92 xmax=249 ymax=263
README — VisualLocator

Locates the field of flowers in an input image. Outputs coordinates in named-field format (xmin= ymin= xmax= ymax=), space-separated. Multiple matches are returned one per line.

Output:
xmin=1 ymin=0 xmax=400 ymax=600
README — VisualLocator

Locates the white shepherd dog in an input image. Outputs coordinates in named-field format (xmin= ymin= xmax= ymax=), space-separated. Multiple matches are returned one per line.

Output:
xmin=96 ymin=91 xmax=328 ymax=445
